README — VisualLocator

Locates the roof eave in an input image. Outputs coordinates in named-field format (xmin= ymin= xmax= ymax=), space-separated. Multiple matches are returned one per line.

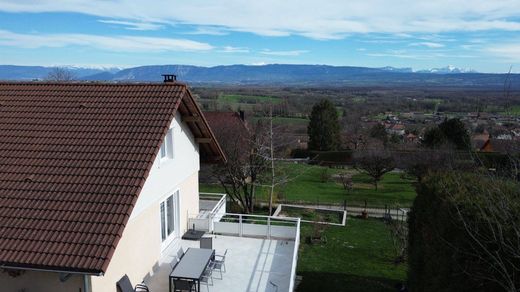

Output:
xmin=180 ymin=89 xmax=227 ymax=163
xmin=0 ymin=263 xmax=104 ymax=276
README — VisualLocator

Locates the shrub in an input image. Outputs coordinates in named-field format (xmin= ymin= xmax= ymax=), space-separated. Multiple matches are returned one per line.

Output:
xmin=408 ymin=172 xmax=520 ymax=292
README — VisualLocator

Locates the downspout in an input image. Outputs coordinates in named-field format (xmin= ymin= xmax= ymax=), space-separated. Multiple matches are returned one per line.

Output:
xmin=83 ymin=274 xmax=92 ymax=292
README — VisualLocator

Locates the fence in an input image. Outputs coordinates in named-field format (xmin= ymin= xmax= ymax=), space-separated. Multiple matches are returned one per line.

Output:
xmin=273 ymin=204 xmax=347 ymax=226
xmin=188 ymin=192 xmax=227 ymax=231
xmin=213 ymin=213 xmax=300 ymax=240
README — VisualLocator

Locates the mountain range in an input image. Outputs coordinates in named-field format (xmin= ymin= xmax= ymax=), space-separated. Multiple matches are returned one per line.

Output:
xmin=0 ymin=64 xmax=518 ymax=89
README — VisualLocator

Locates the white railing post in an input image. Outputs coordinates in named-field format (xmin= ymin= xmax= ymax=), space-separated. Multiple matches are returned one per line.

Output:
xmin=267 ymin=217 xmax=271 ymax=239
xmin=239 ymin=214 xmax=243 ymax=237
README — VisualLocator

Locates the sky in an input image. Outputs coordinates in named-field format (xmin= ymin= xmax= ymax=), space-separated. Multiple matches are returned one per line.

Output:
xmin=0 ymin=0 xmax=519 ymax=72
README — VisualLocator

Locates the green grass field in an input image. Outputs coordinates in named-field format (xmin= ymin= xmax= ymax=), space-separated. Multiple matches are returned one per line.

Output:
xmin=297 ymin=218 xmax=407 ymax=292
xmin=252 ymin=116 xmax=309 ymax=126
xmin=504 ymin=105 xmax=520 ymax=116
xmin=219 ymin=94 xmax=283 ymax=104
xmin=200 ymin=163 xmax=417 ymax=208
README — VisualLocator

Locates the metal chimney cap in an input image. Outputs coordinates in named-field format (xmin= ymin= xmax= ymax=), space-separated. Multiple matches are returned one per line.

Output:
xmin=162 ymin=74 xmax=177 ymax=83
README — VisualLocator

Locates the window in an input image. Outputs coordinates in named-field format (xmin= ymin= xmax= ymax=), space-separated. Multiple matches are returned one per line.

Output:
xmin=160 ymin=129 xmax=173 ymax=159
xmin=160 ymin=195 xmax=175 ymax=241
xmin=160 ymin=191 xmax=179 ymax=243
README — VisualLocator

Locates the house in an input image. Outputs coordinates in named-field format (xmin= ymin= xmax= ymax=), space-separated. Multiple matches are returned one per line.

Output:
xmin=405 ymin=133 xmax=418 ymax=143
xmin=199 ymin=111 xmax=250 ymax=184
xmin=385 ymin=123 xmax=406 ymax=136
xmin=0 ymin=79 xmax=226 ymax=292
xmin=475 ymin=138 xmax=520 ymax=154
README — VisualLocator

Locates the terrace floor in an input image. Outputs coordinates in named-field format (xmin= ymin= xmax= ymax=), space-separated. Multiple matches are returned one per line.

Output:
xmin=145 ymin=234 xmax=295 ymax=292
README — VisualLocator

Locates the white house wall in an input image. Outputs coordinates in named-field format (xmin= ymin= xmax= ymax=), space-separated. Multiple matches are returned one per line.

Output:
xmin=90 ymin=113 xmax=201 ymax=292
xmin=131 ymin=113 xmax=200 ymax=220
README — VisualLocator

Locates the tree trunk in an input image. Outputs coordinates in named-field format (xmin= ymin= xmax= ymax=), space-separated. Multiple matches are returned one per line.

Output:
xmin=268 ymin=105 xmax=275 ymax=215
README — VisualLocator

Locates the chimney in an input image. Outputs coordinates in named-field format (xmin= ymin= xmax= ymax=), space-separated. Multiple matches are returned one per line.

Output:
xmin=239 ymin=110 xmax=245 ymax=122
xmin=162 ymin=74 xmax=177 ymax=83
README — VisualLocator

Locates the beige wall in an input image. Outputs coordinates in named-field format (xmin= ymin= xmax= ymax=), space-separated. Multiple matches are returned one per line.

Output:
xmin=90 ymin=171 xmax=199 ymax=292
xmin=0 ymin=270 xmax=84 ymax=292
xmin=179 ymin=172 xmax=200 ymax=233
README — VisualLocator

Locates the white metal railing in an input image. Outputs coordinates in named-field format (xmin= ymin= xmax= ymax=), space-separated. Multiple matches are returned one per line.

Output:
xmin=188 ymin=193 xmax=227 ymax=231
xmin=213 ymin=213 xmax=300 ymax=240
xmin=288 ymin=218 xmax=301 ymax=292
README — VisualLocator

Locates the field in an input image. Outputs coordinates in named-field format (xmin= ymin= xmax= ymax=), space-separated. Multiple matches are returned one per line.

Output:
xmin=297 ymin=218 xmax=407 ymax=292
xmin=504 ymin=105 xmax=520 ymax=116
xmin=219 ymin=94 xmax=282 ymax=104
xmin=252 ymin=116 xmax=309 ymax=126
xmin=200 ymin=163 xmax=417 ymax=208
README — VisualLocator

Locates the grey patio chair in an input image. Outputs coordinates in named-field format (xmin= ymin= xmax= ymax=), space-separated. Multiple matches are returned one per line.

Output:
xmin=177 ymin=247 xmax=185 ymax=260
xmin=200 ymin=237 xmax=212 ymax=250
xmin=173 ymin=279 xmax=195 ymax=292
xmin=116 ymin=274 xmax=149 ymax=292
xmin=210 ymin=249 xmax=228 ymax=279
xmin=199 ymin=266 xmax=213 ymax=292
xmin=169 ymin=256 xmax=179 ymax=272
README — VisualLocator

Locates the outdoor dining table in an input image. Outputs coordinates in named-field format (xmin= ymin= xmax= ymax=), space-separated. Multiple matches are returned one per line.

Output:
xmin=169 ymin=247 xmax=215 ymax=292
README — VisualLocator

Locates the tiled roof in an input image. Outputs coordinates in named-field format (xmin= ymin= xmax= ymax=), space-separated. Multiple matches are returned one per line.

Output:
xmin=203 ymin=112 xmax=248 ymax=135
xmin=203 ymin=111 xmax=250 ymax=160
xmin=0 ymin=82 xmax=224 ymax=274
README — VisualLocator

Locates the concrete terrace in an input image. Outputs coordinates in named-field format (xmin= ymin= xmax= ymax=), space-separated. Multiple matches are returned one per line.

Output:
xmin=145 ymin=235 xmax=295 ymax=292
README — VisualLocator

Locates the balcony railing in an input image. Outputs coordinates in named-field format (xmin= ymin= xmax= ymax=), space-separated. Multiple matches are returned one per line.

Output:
xmin=213 ymin=213 xmax=300 ymax=240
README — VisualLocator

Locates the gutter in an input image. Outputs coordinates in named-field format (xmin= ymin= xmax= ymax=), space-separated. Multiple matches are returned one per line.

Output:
xmin=0 ymin=264 xmax=103 ymax=277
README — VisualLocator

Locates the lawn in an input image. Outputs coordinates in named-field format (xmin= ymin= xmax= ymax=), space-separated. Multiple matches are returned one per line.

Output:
xmin=252 ymin=116 xmax=309 ymax=126
xmin=297 ymin=218 xmax=407 ymax=292
xmin=200 ymin=163 xmax=417 ymax=208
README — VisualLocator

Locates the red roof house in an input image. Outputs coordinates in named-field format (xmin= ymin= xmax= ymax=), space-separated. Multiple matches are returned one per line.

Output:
xmin=0 ymin=81 xmax=224 ymax=291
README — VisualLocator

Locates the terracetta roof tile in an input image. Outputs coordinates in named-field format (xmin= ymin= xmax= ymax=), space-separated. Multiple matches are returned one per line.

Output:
xmin=0 ymin=82 xmax=224 ymax=274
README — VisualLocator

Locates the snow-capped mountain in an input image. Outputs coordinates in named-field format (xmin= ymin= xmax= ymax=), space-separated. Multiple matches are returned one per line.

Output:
xmin=417 ymin=65 xmax=478 ymax=74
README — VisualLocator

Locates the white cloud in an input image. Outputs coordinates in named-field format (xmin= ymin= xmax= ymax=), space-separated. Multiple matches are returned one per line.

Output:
xmin=367 ymin=49 xmax=476 ymax=60
xmin=0 ymin=29 xmax=213 ymax=52
xmin=98 ymin=19 xmax=164 ymax=31
xmin=410 ymin=42 xmax=445 ymax=48
xmin=487 ymin=43 xmax=520 ymax=62
xmin=183 ymin=27 xmax=228 ymax=36
xmin=220 ymin=46 xmax=249 ymax=53
xmin=1 ymin=0 xmax=520 ymax=40
xmin=260 ymin=49 xmax=309 ymax=56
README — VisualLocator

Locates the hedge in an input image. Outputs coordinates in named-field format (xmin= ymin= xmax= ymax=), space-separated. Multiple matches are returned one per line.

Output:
xmin=408 ymin=172 xmax=520 ymax=292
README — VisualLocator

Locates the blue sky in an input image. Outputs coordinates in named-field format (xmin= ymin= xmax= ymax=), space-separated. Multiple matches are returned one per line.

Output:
xmin=0 ymin=0 xmax=519 ymax=72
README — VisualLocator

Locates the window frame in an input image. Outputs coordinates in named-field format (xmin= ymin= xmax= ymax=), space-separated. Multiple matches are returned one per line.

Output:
xmin=160 ymin=128 xmax=173 ymax=160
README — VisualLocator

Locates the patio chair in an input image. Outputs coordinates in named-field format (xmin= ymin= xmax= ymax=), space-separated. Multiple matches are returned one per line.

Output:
xmin=199 ymin=266 xmax=213 ymax=291
xmin=173 ymin=279 xmax=195 ymax=292
xmin=177 ymin=247 xmax=185 ymax=260
xmin=116 ymin=274 xmax=150 ymax=292
xmin=200 ymin=237 xmax=212 ymax=250
xmin=210 ymin=249 xmax=227 ymax=279
xmin=169 ymin=256 xmax=179 ymax=272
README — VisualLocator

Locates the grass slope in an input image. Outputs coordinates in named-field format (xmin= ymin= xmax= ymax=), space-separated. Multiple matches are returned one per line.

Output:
xmin=297 ymin=218 xmax=407 ymax=292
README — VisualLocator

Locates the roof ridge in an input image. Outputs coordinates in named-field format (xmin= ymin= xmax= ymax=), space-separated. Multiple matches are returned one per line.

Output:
xmin=0 ymin=81 xmax=188 ymax=87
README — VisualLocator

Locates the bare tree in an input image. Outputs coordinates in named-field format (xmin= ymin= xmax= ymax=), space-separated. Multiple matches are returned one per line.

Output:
xmin=338 ymin=172 xmax=353 ymax=193
xmin=45 ymin=67 xmax=75 ymax=81
xmin=210 ymin=115 xmax=268 ymax=213
xmin=387 ymin=215 xmax=408 ymax=264
xmin=441 ymin=174 xmax=520 ymax=292
xmin=354 ymin=151 xmax=395 ymax=190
